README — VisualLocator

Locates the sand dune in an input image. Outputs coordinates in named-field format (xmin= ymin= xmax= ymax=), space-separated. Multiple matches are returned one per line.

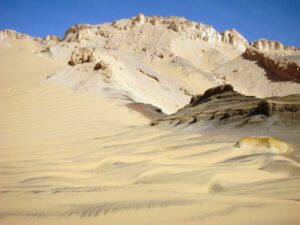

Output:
xmin=0 ymin=82 xmax=299 ymax=224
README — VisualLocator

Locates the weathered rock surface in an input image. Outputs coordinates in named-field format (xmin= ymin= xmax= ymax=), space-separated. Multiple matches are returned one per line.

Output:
xmin=242 ymin=47 xmax=300 ymax=82
xmin=94 ymin=60 xmax=110 ymax=71
xmin=153 ymin=85 xmax=300 ymax=127
xmin=251 ymin=39 xmax=299 ymax=51
xmin=68 ymin=47 xmax=98 ymax=66
xmin=221 ymin=29 xmax=248 ymax=51
xmin=63 ymin=24 xmax=94 ymax=42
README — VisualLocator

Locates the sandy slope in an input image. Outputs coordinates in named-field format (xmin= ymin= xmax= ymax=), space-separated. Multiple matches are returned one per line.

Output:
xmin=0 ymin=39 xmax=300 ymax=225
xmin=0 ymin=39 xmax=64 ymax=96
xmin=0 ymin=83 xmax=299 ymax=224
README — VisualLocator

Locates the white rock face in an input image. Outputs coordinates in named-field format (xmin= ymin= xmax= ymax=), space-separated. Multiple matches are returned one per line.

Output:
xmin=56 ymin=14 xmax=298 ymax=55
xmin=58 ymin=15 xmax=231 ymax=47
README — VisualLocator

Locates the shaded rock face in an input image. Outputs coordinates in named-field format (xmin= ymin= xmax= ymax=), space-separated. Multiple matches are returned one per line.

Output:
xmin=93 ymin=60 xmax=110 ymax=71
xmin=0 ymin=29 xmax=31 ymax=40
xmin=68 ymin=47 xmax=97 ymax=66
xmin=93 ymin=60 xmax=112 ymax=78
xmin=152 ymin=85 xmax=300 ymax=127
xmin=242 ymin=48 xmax=300 ymax=82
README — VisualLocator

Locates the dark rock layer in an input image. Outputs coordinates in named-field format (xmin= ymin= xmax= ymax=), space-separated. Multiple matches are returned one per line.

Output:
xmin=152 ymin=85 xmax=300 ymax=127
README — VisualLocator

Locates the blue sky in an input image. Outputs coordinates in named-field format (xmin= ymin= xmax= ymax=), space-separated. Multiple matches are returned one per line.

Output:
xmin=0 ymin=0 xmax=299 ymax=47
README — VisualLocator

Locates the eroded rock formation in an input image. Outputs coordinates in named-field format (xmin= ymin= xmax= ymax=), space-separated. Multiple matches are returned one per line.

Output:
xmin=221 ymin=29 xmax=248 ymax=51
xmin=68 ymin=47 xmax=98 ymax=66
xmin=153 ymin=85 xmax=300 ymax=126
xmin=243 ymin=47 xmax=300 ymax=82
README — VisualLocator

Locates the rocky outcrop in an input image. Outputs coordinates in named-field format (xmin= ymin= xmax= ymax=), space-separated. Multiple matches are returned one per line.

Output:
xmin=68 ymin=47 xmax=98 ymax=66
xmin=94 ymin=60 xmax=112 ymax=80
xmin=163 ymin=17 xmax=222 ymax=43
xmin=0 ymin=29 xmax=31 ymax=40
xmin=190 ymin=84 xmax=234 ymax=106
xmin=58 ymin=14 xmax=298 ymax=53
xmin=63 ymin=24 xmax=94 ymax=42
xmin=251 ymin=39 xmax=284 ymax=51
xmin=94 ymin=60 xmax=111 ymax=72
xmin=132 ymin=13 xmax=146 ymax=25
xmin=63 ymin=24 xmax=111 ymax=42
xmin=221 ymin=29 xmax=248 ymax=51
xmin=152 ymin=85 xmax=300 ymax=126
xmin=44 ymin=35 xmax=61 ymax=44
xmin=64 ymin=15 xmax=223 ymax=45
xmin=243 ymin=47 xmax=300 ymax=82
xmin=251 ymin=39 xmax=299 ymax=51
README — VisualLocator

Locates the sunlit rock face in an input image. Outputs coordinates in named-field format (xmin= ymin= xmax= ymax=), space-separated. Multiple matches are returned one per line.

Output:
xmin=221 ymin=29 xmax=248 ymax=51
xmin=0 ymin=29 xmax=32 ymax=40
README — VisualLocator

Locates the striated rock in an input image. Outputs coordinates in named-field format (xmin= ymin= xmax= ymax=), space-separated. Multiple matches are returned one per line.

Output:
xmin=68 ymin=47 xmax=98 ymax=66
xmin=0 ymin=29 xmax=31 ymax=40
xmin=221 ymin=29 xmax=248 ymax=51
xmin=153 ymin=85 xmax=300 ymax=126
xmin=243 ymin=47 xmax=300 ymax=82
xmin=190 ymin=84 xmax=234 ymax=106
